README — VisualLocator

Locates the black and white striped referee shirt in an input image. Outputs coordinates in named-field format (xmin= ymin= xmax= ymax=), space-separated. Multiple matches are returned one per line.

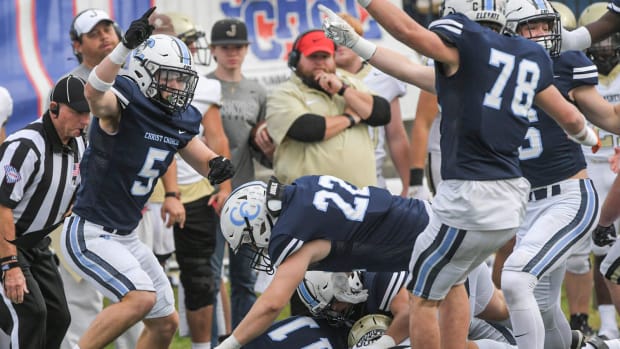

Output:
xmin=0 ymin=112 xmax=86 ymax=237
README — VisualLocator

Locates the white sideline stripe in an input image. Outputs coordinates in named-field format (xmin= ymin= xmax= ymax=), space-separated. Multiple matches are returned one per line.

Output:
xmin=17 ymin=0 xmax=52 ymax=116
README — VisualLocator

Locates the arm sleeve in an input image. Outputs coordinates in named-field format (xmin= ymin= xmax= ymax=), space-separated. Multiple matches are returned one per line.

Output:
xmin=286 ymin=113 xmax=326 ymax=142
xmin=363 ymin=95 xmax=391 ymax=126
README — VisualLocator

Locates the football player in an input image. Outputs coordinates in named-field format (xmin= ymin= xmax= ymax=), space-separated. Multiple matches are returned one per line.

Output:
xmin=320 ymin=0 xmax=601 ymax=347
xmin=561 ymin=0 xmax=620 ymax=51
xmin=60 ymin=8 xmax=234 ymax=349
xmin=214 ymin=174 xmax=430 ymax=349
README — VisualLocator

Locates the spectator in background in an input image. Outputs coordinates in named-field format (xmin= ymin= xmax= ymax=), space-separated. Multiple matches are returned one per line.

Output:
xmin=206 ymin=18 xmax=275 ymax=340
xmin=265 ymin=29 xmax=390 ymax=187
xmin=0 ymin=75 xmax=89 ymax=349
xmin=152 ymin=12 xmax=233 ymax=349
xmin=0 ymin=87 xmax=13 ymax=142
xmin=334 ymin=13 xmax=410 ymax=197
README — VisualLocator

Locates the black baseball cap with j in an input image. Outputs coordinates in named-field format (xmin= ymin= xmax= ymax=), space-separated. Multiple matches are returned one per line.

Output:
xmin=210 ymin=18 xmax=250 ymax=45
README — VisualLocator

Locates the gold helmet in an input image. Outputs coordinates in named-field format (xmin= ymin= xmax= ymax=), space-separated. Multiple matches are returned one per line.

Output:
xmin=151 ymin=12 xmax=210 ymax=65
xmin=578 ymin=2 xmax=608 ymax=27
xmin=579 ymin=2 xmax=620 ymax=75
xmin=550 ymin=1 xmax=577 ymax=30
xmin=348 ymin=314 xmax=392 ymax=348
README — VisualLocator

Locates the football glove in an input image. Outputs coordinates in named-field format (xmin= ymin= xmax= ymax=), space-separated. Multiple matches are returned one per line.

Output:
xmin=592 ymin=224 xmax=617 ymax=247
xmin=122 ymin=7 xmax=156 ymax=49
xmin=318 ymin=5 xmax=377 ymax=60
xmin=207 ymin=156 xmax=234 ymax=185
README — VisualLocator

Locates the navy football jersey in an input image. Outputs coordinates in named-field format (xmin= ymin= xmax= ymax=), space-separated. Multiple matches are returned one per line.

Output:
xmin=268 ymin=175 xmax=429 ymax=272
xmin=358 ymin=271 xmax=408 ymax=316
xmin=243 ymin=316 xmax=348 ymax=349
xmin=73 ymin=76 xmax=202 ymax=230
xmin=519 ymin=51 xmax=597 ymax=187
xmin=610 ymin=0 xmax=620 ymax=14
xmin=429 ymin=14 xmax=554 ymax=180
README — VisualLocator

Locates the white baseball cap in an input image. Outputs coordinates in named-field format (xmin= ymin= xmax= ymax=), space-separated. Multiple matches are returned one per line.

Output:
xmin=72 ymin=9 xmax=114 ymax=37
xmin=0 ymin=86 xmax=13 ymax=126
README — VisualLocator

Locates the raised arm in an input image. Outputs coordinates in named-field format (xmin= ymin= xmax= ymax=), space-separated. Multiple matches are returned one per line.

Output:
xmin=85 ymin=7 xmax=156 ymax=125
xmin=319 ymin=4 xmax=437 ymax=92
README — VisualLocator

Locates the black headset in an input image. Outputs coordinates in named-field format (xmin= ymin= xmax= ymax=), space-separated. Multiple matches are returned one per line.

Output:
xmin=287 ymin=29 xmax=336 ymax=71
xmin=70 ymin=9 xmax=123 ymax=63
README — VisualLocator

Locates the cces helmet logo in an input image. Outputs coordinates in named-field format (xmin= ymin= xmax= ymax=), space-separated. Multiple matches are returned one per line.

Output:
xmin=229 ymin=201 xmax=262 ymax=226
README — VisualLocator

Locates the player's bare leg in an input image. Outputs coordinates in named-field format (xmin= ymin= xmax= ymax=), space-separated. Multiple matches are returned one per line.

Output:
xmin=439 ymin=284 xmax=469 ymax=349
xmin=410 ymin=293 xmax=440 ymax=349
xmin=137 ymin=312 xmax=179 ymax=349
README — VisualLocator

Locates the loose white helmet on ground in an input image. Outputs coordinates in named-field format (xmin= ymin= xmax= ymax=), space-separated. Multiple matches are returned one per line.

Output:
xmin=348 ymin=314 xmax=393 ymax=348
xmin=442 ymin=0 xmax=507 ymax=30
xmin=125 ymin=34 xmax=198 ymax=113
xmin=549 ymin=1 xmax=577 ymax=29
xmin=505 ymin=0 xmax=562 ymax=56
xmin=297 ymin=271 xmax=368 ymax=326
xmin=220 ymin=181 xmax=275 ymax=272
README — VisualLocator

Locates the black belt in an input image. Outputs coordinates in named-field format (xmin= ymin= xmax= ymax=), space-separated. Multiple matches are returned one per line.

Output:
xmin=102 ymin=226 xmax=132 ymax=236
xmin=529 ymin=184 xmax=561 ymax=201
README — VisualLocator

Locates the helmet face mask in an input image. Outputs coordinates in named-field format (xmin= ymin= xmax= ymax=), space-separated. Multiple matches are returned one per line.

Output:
xmin=297 ymin=271 xmax=369 ymax=327
xmin=505 ymin=0 xmax=561 ymax=56
xmin=126 ymin=34 xmax=198 ymax=114
xmin=220 ymin=181 xmax=276 ymax=273
xmin=579 ymin=2 xmax=620 ymax=75
xmin=587 ymin=35 xmax=620 ymax=75
xmin=441 ymin=0 xmax=507 ymax=30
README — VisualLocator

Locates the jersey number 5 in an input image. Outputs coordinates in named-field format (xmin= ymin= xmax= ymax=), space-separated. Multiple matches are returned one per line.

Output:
xmin=131 ymin=147 xmax=170 ymax=196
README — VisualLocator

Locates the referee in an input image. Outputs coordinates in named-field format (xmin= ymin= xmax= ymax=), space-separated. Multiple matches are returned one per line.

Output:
xmin=0 ymin=75 xmax=90 ymax=348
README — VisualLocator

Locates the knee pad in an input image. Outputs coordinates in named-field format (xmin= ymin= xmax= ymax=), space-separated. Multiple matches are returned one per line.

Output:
xmin=566 ymin=253 xmax=591 ymax=274
xmin=501 ymin=270 xmax=537 ymax=309
xmin=178 ymin=254 xmax=216 ymax=310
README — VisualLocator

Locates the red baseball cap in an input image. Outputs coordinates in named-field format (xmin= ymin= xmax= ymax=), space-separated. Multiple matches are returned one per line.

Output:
xmin=296 ymin=30 xmax=335 ymax=56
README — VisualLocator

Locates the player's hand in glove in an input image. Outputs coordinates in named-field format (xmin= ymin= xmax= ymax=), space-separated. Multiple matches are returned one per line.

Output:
xmin=122 ymin=7 xmax=156 ymax=49
xmin=318 ymin=4 xmax=377 ymax=60
xmin=593 ymin=224 xmax=617 ymax=247
xmin=208 ymin=156 xmax=234 ymax=185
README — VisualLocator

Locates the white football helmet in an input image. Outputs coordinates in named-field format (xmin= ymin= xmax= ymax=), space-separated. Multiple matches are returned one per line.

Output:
xmin=297 ymin=271 xmax=368 ymax=326
xmin=505 ymin=0 xmax=561 ymax=56
xmin=220 ymin=181 xmax=275 ymax=273
xmin=348 ymin=314 xmax=393 ymax=348
xmin=579 ymin=2 xmax=620 ymax=75
xmin=441 ymin=0 xmax=507 ymax=30
xmin=125 ymin=34 xmax=198 ymax=113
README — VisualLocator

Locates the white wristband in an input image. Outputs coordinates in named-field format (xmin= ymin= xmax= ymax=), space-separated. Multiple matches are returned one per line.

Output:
xmin=108 ymin=43 xmax=132 ymax=65
xmin=351 ymin=37 xmax=377 ymax=61
xmin=358 ymin=0 xmax=373 ymax=7
xmin=561 ymin=26 xmax=592 ymax=52
xmin=373 ymin=335 xmax=396 ymax=348
xmin=87 ymin=66 xmax=114 ymax=92
xmin=217 ymin=334 xmax=242 ymax=349
xmin=569 ymin=126 xmax=598 ymax=146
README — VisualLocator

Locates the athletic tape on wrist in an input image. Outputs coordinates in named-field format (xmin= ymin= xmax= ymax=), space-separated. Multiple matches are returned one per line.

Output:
xmin=108 ymin=43 xmax=131 ymax=65
xmin=352 ymin=38 xmax=377 ymax=61
xmin=88 ymin=66 xmax=114 ymax=92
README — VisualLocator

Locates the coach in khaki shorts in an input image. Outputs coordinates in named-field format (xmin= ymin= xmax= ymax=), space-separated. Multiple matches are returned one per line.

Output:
xmin=266 ymin=30 xmax=391 ymax=187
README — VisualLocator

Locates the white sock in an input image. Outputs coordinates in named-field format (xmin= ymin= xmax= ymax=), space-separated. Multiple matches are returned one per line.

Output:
xmin=192 ymin=342 xmax=211 ymax=349
xmin=599 ymin=305 xmax=619 ymax=334
xmin=605 ymin=339 xmax=620 ymax=349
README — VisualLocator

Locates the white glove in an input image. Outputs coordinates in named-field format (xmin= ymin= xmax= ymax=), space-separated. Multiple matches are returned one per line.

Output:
xmin=353 ymin=335 xmax=396 ymax=349
xmin=560 ymin=26 xmax=592 ymax=52
xmin=408 ymin=185 xmax=432 ymax=201
xmin=318 ymin=4 xmax=377 ymax=60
